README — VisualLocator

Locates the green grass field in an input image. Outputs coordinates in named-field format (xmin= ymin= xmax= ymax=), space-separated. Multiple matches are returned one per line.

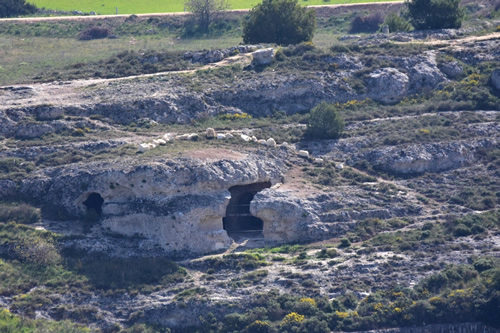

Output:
xmin=29 ymin=0 xmax=399 ymax=15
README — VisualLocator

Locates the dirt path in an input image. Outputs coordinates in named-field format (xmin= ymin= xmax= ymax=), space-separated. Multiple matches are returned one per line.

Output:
xmin=0 ymin=52 xmax=253 ymax=109
xmin=401 ymin=32 xmax=500 ymax=46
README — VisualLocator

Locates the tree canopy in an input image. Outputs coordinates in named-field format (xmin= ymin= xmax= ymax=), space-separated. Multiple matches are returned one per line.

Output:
xmin=405 ymin=0 xmax=464 ymax=30
xmin=242 ymin=0 xmax=316 ymax=45
xmin=306 ymin=102 xmax=344 ymax=140
xmin=0 ymin=0 xmax=37 ymax=18
xmin=184 ymin=0 xmax=230 ymax=32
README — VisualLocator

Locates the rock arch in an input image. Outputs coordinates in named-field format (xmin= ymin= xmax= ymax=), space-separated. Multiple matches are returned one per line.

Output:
xmin=223 ymin=182 xmax=271 ymax=236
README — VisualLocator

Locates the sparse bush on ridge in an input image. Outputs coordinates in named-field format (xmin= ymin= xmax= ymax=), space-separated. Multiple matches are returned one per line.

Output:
xmin=242 ymin=0 xmax=316 ymax=45
xmin=306 ymin=102 xmax=344 ymax=140
xmin=383 ymin=12 xmax=412 ymax=32
xmin=349 ymin=13 xmax=384 ymax=33
xmin=406 ymin=0 xmax=465 ymax=30
xmin=0 ymin=0 xmax=37 ymax=18
xmin=78 ymin=26 xmax=111 ymax=40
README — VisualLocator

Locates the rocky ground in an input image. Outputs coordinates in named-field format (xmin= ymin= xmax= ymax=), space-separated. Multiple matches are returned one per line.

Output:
xmin=0 ymin=6 xmax=499 ymax=332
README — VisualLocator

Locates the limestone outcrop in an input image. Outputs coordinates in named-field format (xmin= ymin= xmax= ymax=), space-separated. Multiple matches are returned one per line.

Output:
xmin=360 ymin=139 xmax=496 ymax=175
xmin=17 ymin=150 xmax=287 ymax=255
xmin=366 ymin=68 xmax=409 ymax=104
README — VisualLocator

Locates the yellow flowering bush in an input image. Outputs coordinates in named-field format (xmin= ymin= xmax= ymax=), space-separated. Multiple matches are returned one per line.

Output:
xmin=218 ymin=113 xmax=252 ymax=121
xmin=299 ymin=297 xmax=317 ymax=307
xmin=280 ymin=312 xmax=305 ymax=327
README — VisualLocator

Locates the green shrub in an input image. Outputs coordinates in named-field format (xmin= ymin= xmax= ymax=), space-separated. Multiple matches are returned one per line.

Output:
xmin=0 ymin=203 xmax=40 ymax=224
xmin=78 ymin=26 xmax=111 ymax=40
xmin=12 ymin=235 xmax=61 ymax=266
xmin=306 ymin=102 xmax=344 ymax=140
xmin=242 ymin=0 xmax=316 ymax=45
xmin=383 ymin=12 xmax=412 ymax=32
xmin=0 ymin=0 xmax=37 ymax=18
xmin=339 ymin=238 xmax=351 ymax=248
xmin=406 ymin=0 xmax=465 ymax=30
xmin=349 ymin=13 xmax=384 ymax=33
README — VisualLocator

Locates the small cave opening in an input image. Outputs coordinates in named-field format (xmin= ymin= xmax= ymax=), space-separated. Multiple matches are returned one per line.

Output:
xmin=223 ymin=182 xmax=271 ymax=238
xmin=83 ymin=192 xmax=104 ymax=216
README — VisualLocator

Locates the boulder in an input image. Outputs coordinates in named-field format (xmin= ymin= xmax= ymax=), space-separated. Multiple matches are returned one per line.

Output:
xmin=366 ymin=68 xmax=409 ymax=105
xmin=35 ymin=105 xmax=64 ymax=121
xmin=217 ymin=133 xmax=226 ymax=140
xmin=240 ymin=134 xmax=251 ymax=142
xmin=252 ymin=48 xmax=274 ymax=66
xmin=439 ymin=61 xmax=464 ymax=79
xmin=363 ymin=139 xmax=495 ymax=175
xmin=14 ymin=122 xmax=54 ymax=139
xmin=491 ymin=69 xmax=500 ymax=91
xmin=410 ymin=61 xmax=447 ymax=91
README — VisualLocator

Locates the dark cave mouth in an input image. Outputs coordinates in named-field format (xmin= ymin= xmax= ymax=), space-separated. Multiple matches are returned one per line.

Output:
xmin=223 ymin=182 xmax=271 ymax=237
xmin=83 ymin=192 xmax=104 ymax=216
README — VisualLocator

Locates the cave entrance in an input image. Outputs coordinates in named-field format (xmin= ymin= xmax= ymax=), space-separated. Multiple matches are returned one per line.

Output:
xmin=83 ymin=192 xmax=104 ymax=216
xmin=223 ymin=182 xmax=271 ymax=238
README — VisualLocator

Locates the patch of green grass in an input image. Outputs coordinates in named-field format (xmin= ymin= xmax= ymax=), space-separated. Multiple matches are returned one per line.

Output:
xmin=0 ymin=308 xmax=90 ymax=333
xmin=30 ymin=0 xmax=401 ymax=15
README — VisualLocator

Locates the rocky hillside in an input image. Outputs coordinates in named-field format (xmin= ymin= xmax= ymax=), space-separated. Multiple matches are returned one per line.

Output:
xmin=0 ymin=2 xmax=499 ymax=332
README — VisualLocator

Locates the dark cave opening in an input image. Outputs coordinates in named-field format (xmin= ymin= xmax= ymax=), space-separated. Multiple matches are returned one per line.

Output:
xmin=83 ymin=192 xmax=104 ymax=216
xmin=223 ymin=182 xmax=271 ymax=236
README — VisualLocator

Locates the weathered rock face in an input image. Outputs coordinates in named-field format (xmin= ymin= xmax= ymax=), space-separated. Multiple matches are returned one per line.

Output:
xmin=360 ymin=139 xmax=496 ymax=174
xmin=18 ymin=151 xmax=287 ymax=254
xmin=491 ymin=68 xmax=500 ymax=91
xmin=439 ymin=60 xmax=464 ymax=79
xmin=366 ymin=68 xmax=409 ymax=104
xmin=250 ymin=189 xmax=318 ymax=242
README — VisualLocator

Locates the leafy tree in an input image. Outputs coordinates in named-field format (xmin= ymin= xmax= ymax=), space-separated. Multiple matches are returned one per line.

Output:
xmin=0 ymin=0 xmax=37 ymax=18
xmin=242 ymin=0 xmax=316 ymax=45
xmin=306 ymin=102 xmax=344 ymax=140
xmin=184 ymin=0 xmax=230 ymax=32
xmin=405 ymin=0 xmax=465 ymax=30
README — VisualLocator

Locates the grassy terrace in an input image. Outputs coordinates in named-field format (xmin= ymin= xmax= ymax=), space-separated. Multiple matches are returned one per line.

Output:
xmin=28 ymin=0 xmax=401 ymax=15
